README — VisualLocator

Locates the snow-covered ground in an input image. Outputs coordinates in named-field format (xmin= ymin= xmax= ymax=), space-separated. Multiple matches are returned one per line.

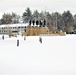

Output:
xmin=0 ymin=34 xmax=76 ymax=75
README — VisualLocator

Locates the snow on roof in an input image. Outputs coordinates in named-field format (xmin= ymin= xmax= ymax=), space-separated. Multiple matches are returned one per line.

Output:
xmin=0 ymin=23 xmax=39 ymax=28
xmin=0 ymin=23 xmax=29 ymax=28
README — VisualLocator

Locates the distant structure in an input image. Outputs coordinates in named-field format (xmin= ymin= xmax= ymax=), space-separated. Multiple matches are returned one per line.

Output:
xmin=0 ymin=23 xmax=27 ymax=36
xmin=0 ymin=19 xmax=66 ymax=36
xmin=22 ymin=19 xmax=66 ymax=36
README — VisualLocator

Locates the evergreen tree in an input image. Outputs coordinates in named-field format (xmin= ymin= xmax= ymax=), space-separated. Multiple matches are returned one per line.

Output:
xmin=33 ymin=10 xmax=39 ymax=19
xmin=39 ymin=11 xmax=45 ymax=20
xmin=62 ymin=11 xmax=74 ymax=32
xmin=46 ymin=12 xmax=51 ymax=25
xmin=53 ymin=12 xmax=63 ymax=31
xmin=22 ymin=7 xmax=32 ymax=23
xmin=1 ymin=13 xmax=12 ymax=24
xmin=50 ymin=12 xmax=58 ymax=31
xmin=74 ymin=14 xmax=76 ymax=30
xmin=12 ymin=12 xmax=20 ymax=24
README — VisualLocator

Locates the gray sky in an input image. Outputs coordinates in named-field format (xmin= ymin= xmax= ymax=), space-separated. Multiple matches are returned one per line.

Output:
xmin=0 ymin=0 xmax=76 ymax=18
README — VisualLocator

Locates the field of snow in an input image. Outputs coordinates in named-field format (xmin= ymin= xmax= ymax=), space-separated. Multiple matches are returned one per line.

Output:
xmin=0 ymin=34 xmax=76 ymax=75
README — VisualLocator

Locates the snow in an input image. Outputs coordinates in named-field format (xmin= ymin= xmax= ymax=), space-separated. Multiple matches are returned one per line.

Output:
xmin=0 ymin=34 xmax=76 ymax=75
xmin=0 ymin=23 xmax=40 ymax=28
xmin=0 ymin=23 xmax=29 ymax=28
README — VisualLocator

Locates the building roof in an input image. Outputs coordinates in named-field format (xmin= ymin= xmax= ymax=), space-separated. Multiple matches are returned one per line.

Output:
xmin=0 ymin=23 xmax=39 ymax=28
xmin=0 ymin=23 xmax=29 ymax=28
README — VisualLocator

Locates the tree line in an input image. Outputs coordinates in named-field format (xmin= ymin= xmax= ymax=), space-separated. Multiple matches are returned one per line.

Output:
xmin=0 ymin=7 xmax=76 ymax=32
xmin=0 ymin=12 xmax=20 ymax=24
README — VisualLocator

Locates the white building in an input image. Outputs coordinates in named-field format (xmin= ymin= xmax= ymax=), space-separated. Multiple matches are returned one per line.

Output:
xmin=0 ymin=23 xmax=29 ymax=34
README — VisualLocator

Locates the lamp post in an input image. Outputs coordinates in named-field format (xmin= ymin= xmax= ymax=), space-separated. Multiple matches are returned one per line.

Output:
xmin=45 ymin=7 xmax=47 ymax=27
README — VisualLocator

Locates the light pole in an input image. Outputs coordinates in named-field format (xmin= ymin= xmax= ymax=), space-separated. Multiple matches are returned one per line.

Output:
xmin=45 ymin=7 xmax=47 ymax=27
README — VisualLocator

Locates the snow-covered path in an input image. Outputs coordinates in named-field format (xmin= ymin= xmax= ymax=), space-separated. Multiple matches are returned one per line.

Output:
xmin=0 ymin=35 xmax=76 ymax=75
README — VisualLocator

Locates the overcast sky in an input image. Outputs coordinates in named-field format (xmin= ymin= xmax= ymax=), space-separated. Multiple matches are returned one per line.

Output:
xmin=0 ymin=0 xmax=76 ymax=18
